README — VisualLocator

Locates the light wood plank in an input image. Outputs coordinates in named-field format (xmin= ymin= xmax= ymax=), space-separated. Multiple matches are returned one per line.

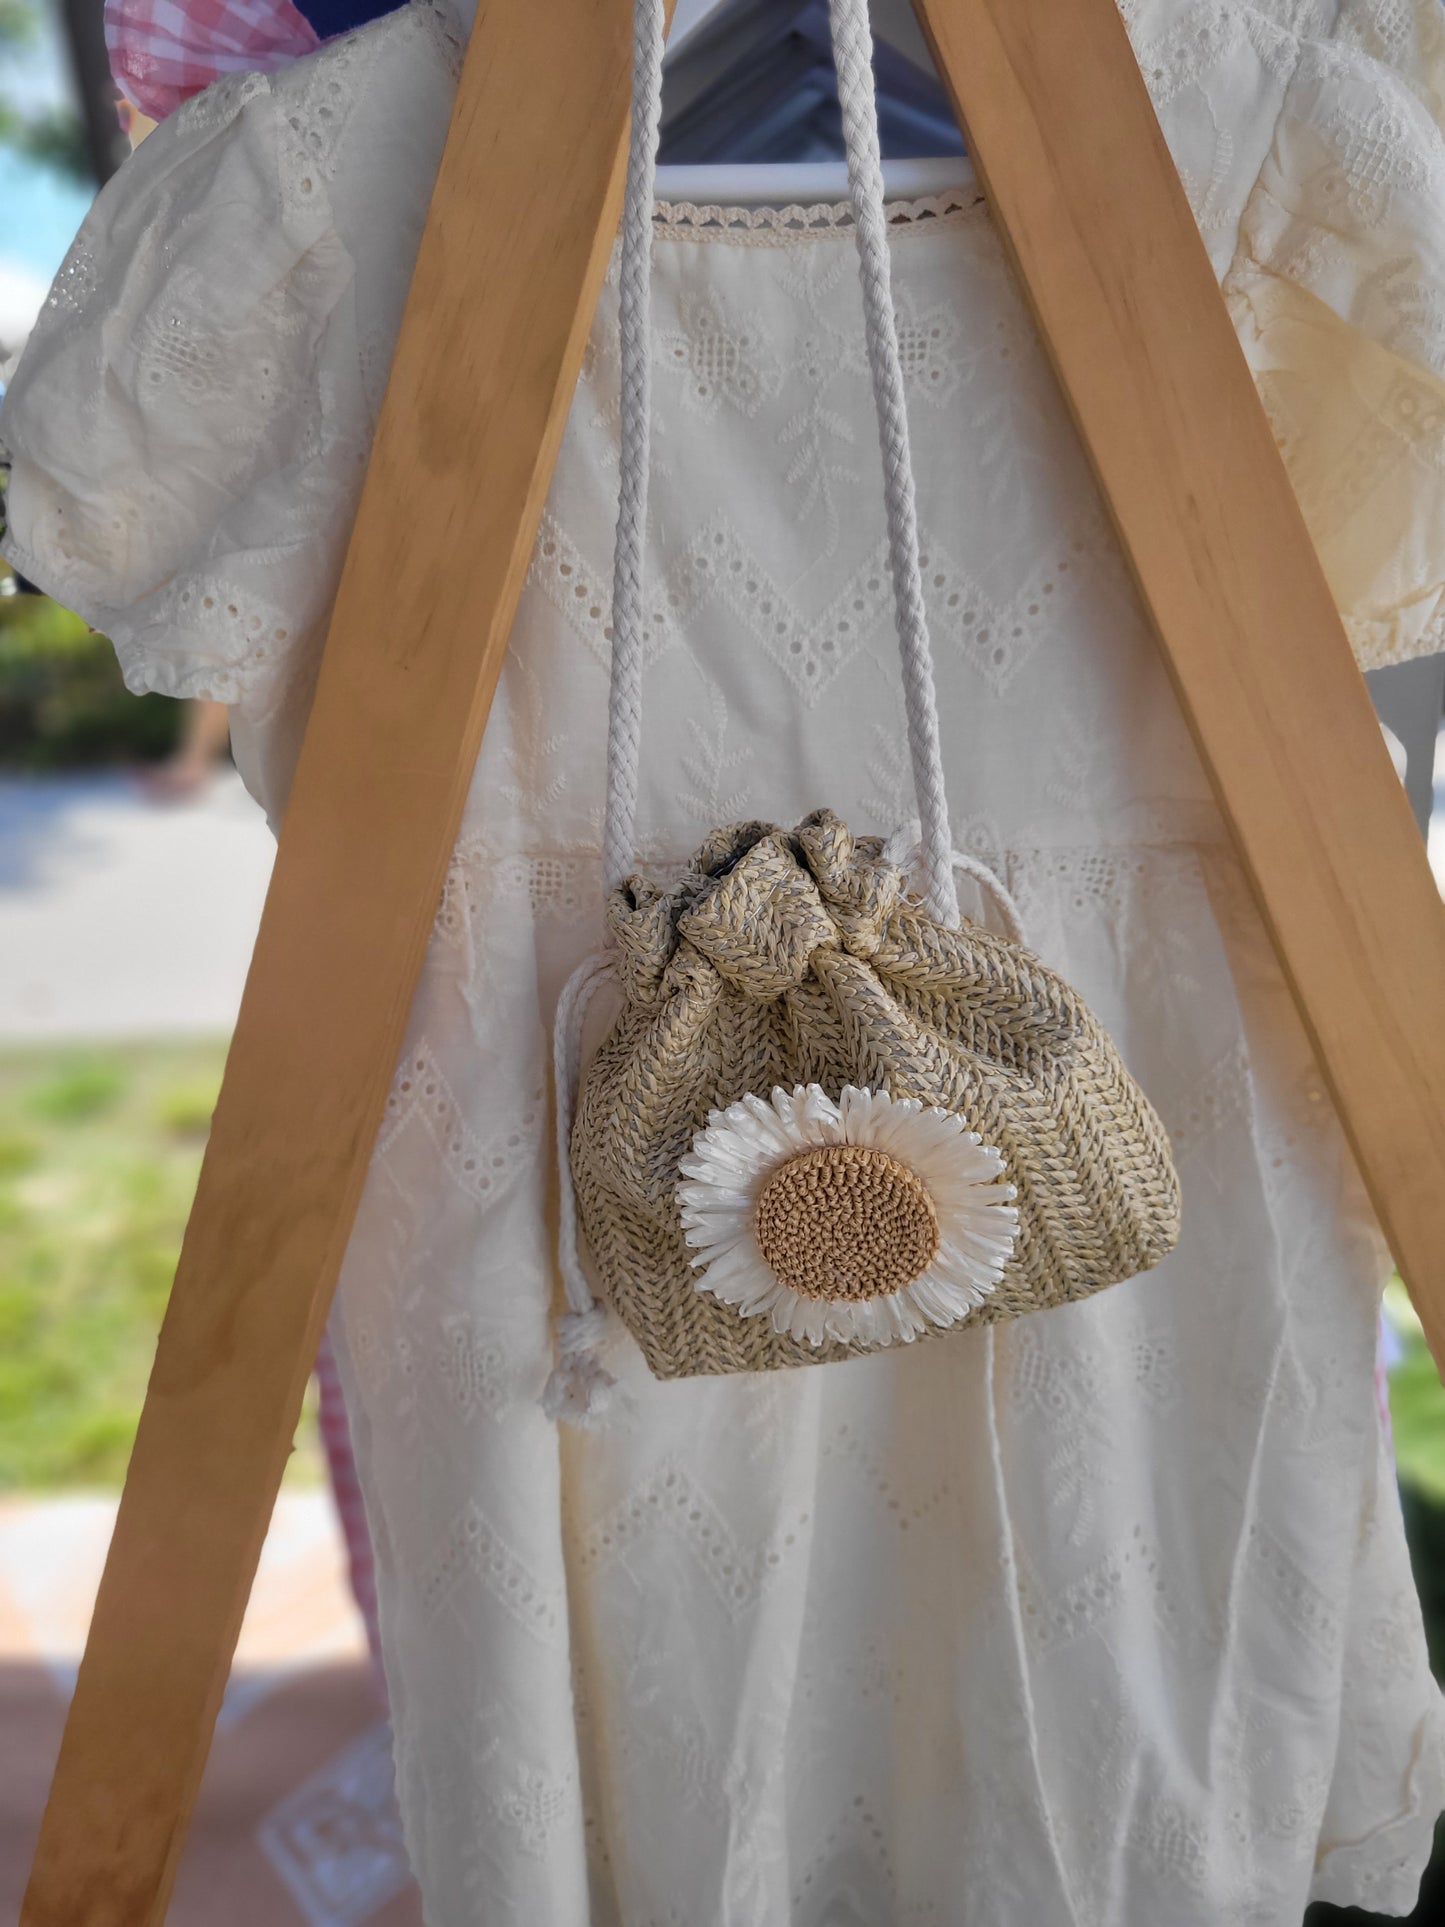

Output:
xmin=912 ymin=0 xmax=1445 ymax=1355
xmin=20 ymin=1 xmax=650 ymax=1918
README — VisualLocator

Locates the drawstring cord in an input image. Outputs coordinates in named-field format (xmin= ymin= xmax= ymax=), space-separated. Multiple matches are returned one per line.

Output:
xmin=952 ymin=851 xmax=1027 ymax=946
xmin=542 ymin=950 xmax=622 ymax=1425
xmin=983 ymin=1325 xmax=1084 ymax=1920
xmin=883 ymin=823 xmax=1029 ymax=946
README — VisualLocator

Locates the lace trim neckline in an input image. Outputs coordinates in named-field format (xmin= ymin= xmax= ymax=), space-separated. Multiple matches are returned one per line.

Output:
xmin=652 ymin=188 xmax=986 ymax=241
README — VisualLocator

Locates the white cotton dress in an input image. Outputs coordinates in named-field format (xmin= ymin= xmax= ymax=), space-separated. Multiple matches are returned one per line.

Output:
xmin=6 ymin=2 xmax=1445 ymax=1920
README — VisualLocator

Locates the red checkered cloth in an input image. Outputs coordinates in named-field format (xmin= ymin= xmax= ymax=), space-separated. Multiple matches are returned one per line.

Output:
xmin=315 ymin=1325 xmax=383 ymax=1678
xmin=105 ymin=0 xmax=319 ymax=121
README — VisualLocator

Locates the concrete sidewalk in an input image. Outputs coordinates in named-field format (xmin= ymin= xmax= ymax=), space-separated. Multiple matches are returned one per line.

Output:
xmin=0 ymin=1493 xmax=422 ymax=1926
xmin=0 ymin=769 xmax=422 ymax=1917
xmin=0 ymin=770 xmax=274 ymax=1042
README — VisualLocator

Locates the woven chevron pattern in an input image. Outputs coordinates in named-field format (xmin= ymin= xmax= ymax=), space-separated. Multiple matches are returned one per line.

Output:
xmin=572 ymin=810 xmax=1181 ymax=1380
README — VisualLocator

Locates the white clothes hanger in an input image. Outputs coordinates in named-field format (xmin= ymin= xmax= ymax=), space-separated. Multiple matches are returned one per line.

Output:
xmin=669 ymin=0 xmax=932 ymax=67
xmin=658 ymin=0 xmax=969 ymax=200
xmin=654 ymin=153 xmax=976 ymax=204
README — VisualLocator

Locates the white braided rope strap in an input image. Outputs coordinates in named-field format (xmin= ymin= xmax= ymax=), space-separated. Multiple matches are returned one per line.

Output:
xmin=601 ymin=0 xmax=667 ymax=895
xmin=828 ymin=0 xmax=958 ymax=926
xmin=603 ymin=0 xmax=960 ymax=927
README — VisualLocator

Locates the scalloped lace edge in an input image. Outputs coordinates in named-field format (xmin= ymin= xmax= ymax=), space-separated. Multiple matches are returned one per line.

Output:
xmin=652 ymin=189 xmax=986 ymax=242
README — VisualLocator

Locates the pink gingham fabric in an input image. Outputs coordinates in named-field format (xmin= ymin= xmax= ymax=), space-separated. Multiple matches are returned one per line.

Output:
xmin=104 ymin=0 xmax=319 ymax=121
xmin=315 ymin=1325 xmax=383 ymax=1673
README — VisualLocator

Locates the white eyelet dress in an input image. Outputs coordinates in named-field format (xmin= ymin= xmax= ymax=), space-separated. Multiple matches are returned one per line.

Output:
xmin=6 ymin=2 xmax=1445 ymax=1920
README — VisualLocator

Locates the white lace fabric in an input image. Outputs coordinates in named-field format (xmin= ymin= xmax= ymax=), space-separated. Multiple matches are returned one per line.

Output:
xmin=5 ymin=0 xmax=1445 ymax=715
xmin=5 ymin=2 xmax=1445 ymax=1921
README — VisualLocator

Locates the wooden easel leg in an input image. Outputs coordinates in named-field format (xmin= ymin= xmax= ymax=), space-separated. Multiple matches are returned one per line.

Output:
xmin=20 ymin=1 xmax=657 ymax=1917
xmin=914 ymin=0 xmax=1445 ymax=1354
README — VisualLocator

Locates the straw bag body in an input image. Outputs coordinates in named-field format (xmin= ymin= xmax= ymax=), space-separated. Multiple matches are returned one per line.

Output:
xmin=544 ymin=0 xmax=1180 ymax=1415
xmin=571 ymin=812 xmax=1180 ymax=1380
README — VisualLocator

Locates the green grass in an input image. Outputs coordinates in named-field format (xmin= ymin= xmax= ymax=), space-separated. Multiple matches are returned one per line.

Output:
xmin=0 ymin=1039 xmax=321 ymax=1490
xmin=3 ymin=1037 xmax=1443 ymax=1525
xmin=1393 ymin=1352 xmax=1445 ymax=1505
xmin=1388 ymin=1278 xmax=1445 ymax=1507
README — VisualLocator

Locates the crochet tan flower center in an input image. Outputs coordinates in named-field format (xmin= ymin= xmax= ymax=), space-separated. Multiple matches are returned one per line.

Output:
xmin=754 ymin=1144 xmax=940 ymax=1301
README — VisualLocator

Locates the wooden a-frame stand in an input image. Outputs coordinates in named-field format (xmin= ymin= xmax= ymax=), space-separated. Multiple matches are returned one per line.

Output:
xmin=23 ymin=0 xmax=1445 ymax=1918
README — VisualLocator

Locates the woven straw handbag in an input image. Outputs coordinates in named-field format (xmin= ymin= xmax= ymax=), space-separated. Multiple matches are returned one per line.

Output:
xmin=543 ymin=0 xmax=1181 ymax=1419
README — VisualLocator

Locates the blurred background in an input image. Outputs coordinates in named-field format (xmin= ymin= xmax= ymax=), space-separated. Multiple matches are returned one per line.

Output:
xmin=1 ymin=4 xmax=420 ymax=1919
xmin=1 ymin=3 xmax=1444 ymax=1922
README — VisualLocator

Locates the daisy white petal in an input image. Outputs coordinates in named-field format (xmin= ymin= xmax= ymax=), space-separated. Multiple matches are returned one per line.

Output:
xmin=678 ymin=1082 xmax=1019 ymax=1349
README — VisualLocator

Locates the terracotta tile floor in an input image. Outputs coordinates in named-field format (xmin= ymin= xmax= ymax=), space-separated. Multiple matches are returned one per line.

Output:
xmin=0 ymin=1493 xmax=423 ymax=1925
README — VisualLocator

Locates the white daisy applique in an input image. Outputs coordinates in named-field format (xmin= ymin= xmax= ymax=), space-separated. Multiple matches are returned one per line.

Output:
xmin=676 ymin=1085 xmax=1019 ymax=1348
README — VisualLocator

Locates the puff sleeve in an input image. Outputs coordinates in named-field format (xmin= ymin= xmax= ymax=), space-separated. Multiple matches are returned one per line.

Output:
xmin=1225 ymin=2 xmax=1445 ymax=668
xmin=0 ymin=5 xmax=458 ymax=810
